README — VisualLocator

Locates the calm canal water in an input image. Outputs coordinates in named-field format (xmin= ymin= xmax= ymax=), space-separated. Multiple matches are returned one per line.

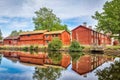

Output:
xmin=0 ymin=51 xmax=119 ymax=80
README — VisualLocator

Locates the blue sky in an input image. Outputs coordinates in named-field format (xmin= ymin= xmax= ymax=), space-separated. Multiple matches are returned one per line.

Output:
xmin=0 ymin=0 xmax=107 ymax=37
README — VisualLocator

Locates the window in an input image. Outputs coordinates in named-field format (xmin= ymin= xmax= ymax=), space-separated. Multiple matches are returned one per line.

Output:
xmin=46 ymin=40 xmax=49 ymax=44
xmin=52 ymin=34 xmax=58 ymax=37
xmin=46 ymin=35 xmax=48 ymax=38
xmin=27 ymin=34 xmax=30 ymax=36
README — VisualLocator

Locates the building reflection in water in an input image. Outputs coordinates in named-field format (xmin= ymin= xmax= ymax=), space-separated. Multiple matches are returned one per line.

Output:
xmin=0 ymin=54 xmax=2 ymax=64
xmin=0 ymin=51 xmax=115 ymax=76
xmin=72 ymin=54 xmax=114 ymax=75
xmin=1 ymin=51 xmax=71 ymax=68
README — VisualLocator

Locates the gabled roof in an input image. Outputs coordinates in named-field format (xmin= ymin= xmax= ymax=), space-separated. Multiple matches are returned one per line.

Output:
xmin=72 ymin=25 xmax=93 ymax=31
xmin=4 ymin=36 xmax=19 ymax=40
xmin=19 ymin=30 xmax=47 ymax=35
xmin=72 ymin=25 xmax=108 ymax=36
xmin=44 ymin=30 xmax=66 ymax=35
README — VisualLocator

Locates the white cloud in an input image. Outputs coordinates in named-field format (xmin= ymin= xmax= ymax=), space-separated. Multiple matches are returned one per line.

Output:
xmin=0 ymin=17 xmax=10 ymax=23
xmin=0 ymin=0 xmax=107 ymax=19
xmin=8 ymin=21 xmax=29 ymax=29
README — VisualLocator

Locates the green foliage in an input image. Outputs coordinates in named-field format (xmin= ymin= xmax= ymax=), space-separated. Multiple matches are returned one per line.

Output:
xmin=92 ymin=0 xmax=120 ymax=40
xmin=33 ymin=67 xmax=62 ymax=80
xmin=33 ymin=7 xmax=69 ymax=31
xmin=0 ymin=29 xmax=3 ymax=40
xmin=22 ymin=45 xmax=39 ymax=52
xmin=69 ymin=40 xmax=84 ymax=52
xmin=69 ymin=52 xmax=83 ymax=62
xmin=10 ymin=30 xmax=23 ymax=37
xmin=30 ymin=45 xmax=34 ymax=50
xmin=48 ymin=51 xmax=62 ymax=65
xmin=96 ymin=60 xmax=120 ymax=80
xmin=22 ymin=46 xmax=29 ymax=51
xmin=48 ymin=38 xmax=62 ymax=51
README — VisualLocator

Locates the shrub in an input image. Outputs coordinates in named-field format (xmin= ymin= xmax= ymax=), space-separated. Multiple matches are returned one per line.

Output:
xmin=48 ymin=38 xmax=62 ymax=51
xmin=69 ymin=40 xmax=84 ymax=52
xmin=22 ymin=46 xmax=29 ymax=51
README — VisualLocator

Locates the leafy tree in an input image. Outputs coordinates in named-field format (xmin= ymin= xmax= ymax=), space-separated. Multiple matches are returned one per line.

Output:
xmin=33 ymin=67 xmax=62 ymax=80
xmin=48 ymin=51 xmax=62 ymax=65
xmin=0 ymin=29 xmax=3 ymax=40
xmin=9 ymin=30 xmax=22 ymax=36
xmin=69 ymin=40 xmax=84 ymax=52
xmin=92 ymin=0 xmax=120 ymax=40
xmin=48 ymin=38 xmax=62 ymax=51
xmin=33 ymin=7 xmax=69 ymax=31
xmin=69 ymin=52 xmax=83 ymax=62
xmin=96 ymin=60 xmax=120 ymax=80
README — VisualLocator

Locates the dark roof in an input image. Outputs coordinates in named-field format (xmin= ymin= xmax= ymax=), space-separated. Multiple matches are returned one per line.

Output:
xmin=4 ymin=36 xmax=19 ymax=40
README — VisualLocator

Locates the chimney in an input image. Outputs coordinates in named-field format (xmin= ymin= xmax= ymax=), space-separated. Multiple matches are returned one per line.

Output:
xmin=88 ymin=26 xmax=92 ymax=29
xmin=83 ymin=22 xmax=87 ymax=27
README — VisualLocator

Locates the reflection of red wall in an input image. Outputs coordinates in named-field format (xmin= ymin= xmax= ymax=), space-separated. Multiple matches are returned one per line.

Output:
xmin=44 ymin=53 xmax=71 ymax=68
xmin=61 ymin=54 xmax=71 ymax=68
xmin=72 ymin=55 xmax=113 ymax=75
xmin=72 ymin=55 xmax=92 ymax=74
xmin=20 ymin=57 xmax=44 ymax=65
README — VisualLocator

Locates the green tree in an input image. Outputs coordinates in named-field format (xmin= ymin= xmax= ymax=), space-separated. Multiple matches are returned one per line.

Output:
xmin=48 ymin=37 xmax=62 ymax=51
xmin=48 ymin=51 xmax=62 ymax=65
xmin=69 ymin=40 xmax=84 ymax=52
xmin=96 ymin=60 xmax=120 ymax=80
xmin=10 ymin=30 xmax=22 ymax=36
xmin=33 ymin=7 xmax=69 ymax=31
xmin=92 ymin=0 xmax=120 ymax=40
xmin=33 ymin=67 xmax=62 ymax=80
xmin=0 ymin=29 xmax=3 ymax=40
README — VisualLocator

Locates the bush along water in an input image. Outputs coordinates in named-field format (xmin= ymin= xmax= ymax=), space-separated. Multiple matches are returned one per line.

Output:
xmin=69 ymin=40 xmax=84 ymax=52
xmin=22 ymin=45 xmax=39 ymax=52
xmin=48 ymin=37 xmax=62 ymax=51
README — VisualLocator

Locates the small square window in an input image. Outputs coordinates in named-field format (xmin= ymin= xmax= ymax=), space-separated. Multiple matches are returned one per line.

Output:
xmin=46 ymin=35 xmax=48 ymax=38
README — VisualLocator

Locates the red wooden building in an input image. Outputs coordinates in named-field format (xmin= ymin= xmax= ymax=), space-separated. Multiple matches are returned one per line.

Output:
xmin=18 ymin=30 xmax=47 ymax=45
xmin=44 ymin=30 xmax=70 ymax=45
xmin=17 ymin=30 xmax=70 ymax=45
xmin=3 ymin=36 xmax=19 ymax=45
xmin=72 ymin=25 xmax=111 ymax=45
xmin=0 ymin=40 xmax=3 ymax=46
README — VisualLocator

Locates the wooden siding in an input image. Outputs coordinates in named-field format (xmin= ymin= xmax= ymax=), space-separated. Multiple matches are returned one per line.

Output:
xmin=72 ymin=25 xmax=111 ymax=45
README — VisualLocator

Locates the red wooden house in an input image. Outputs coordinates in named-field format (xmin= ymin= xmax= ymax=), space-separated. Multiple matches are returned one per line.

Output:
xmin=17 ymin=30 xmax=70 ymax=46
xmin=3 ymin=36 xmax=19 ymax=45
xmin=18 ymin=30 xmax=47 ymax=45
xmin=44 ymin=30 xmax=70 ymax=45
xmin=72 ymin=25 xmax=111 ymax=45
xmin=0 ymin=40 xmax=3 ymax=46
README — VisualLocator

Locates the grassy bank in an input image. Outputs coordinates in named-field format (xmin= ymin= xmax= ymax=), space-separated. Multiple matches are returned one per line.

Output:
xmin=0 ymin=45 xmax=120 ymax=55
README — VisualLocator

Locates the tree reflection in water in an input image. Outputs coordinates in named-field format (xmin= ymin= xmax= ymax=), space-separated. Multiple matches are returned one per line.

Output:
xmin=33 ymin=66 xmax=63 ymax=80
xmin=0 ymin=54 xmax=2 ymax=64
xmin=48 ymin=51 xmax=62 ymax=65
xmin=69 ymin=52 xmax=83 ymax=62
xmin=96 ymin=60 xmax=120 ymax=80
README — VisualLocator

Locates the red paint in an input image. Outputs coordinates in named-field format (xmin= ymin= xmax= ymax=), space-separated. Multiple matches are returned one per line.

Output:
xmin=72 ymin=25 xmax=111 ymax=45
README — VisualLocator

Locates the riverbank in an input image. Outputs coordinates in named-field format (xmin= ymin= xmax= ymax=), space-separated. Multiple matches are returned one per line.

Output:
xmin=0 ymin=45 xmax=120 ymax=56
